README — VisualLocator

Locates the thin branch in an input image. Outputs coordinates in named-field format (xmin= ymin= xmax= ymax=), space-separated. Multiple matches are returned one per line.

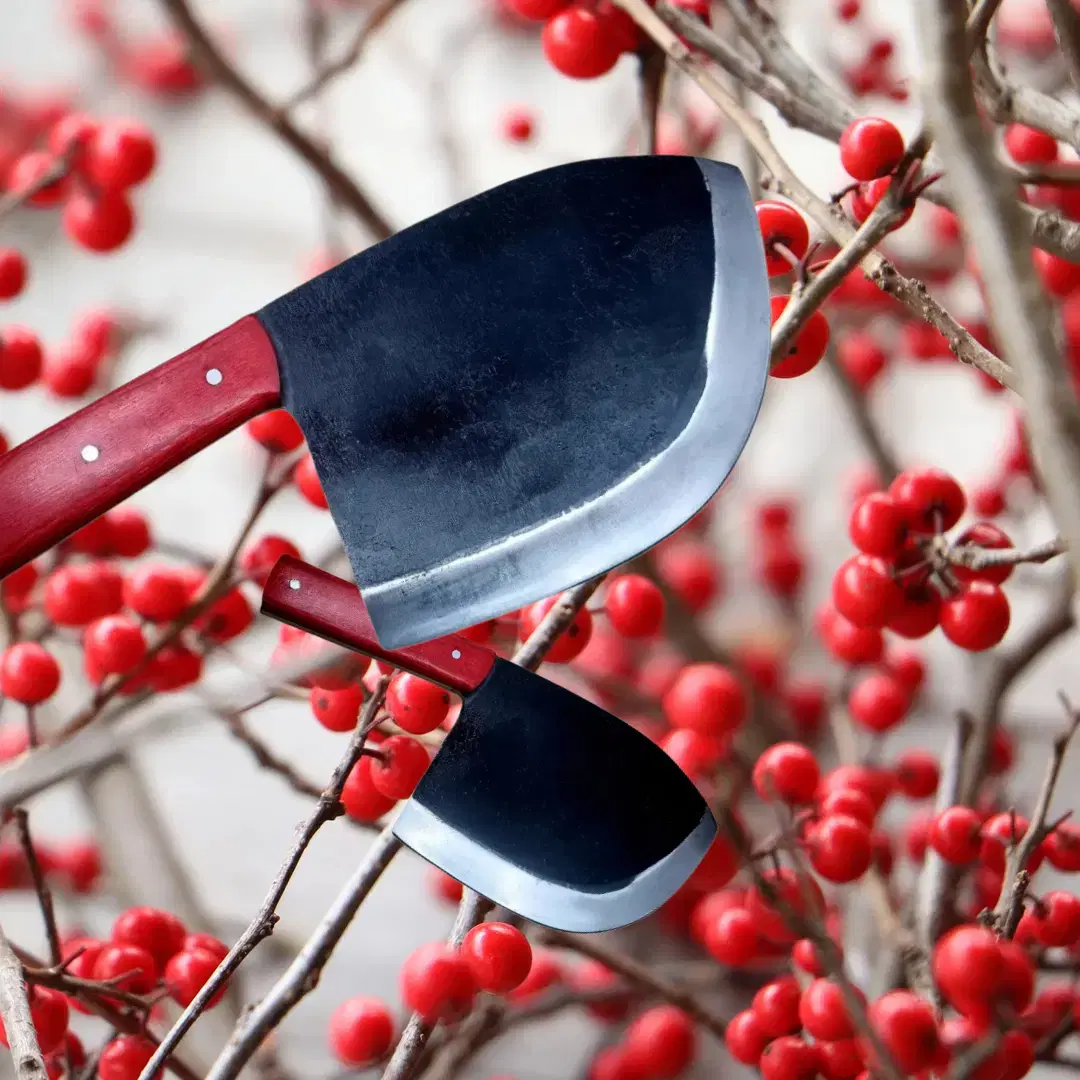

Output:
xmin=637 ymin=45 xmax=666 ymax=154
xmin=537 ymin=930 xmax=729 ymax=1039
xmin=285 ymin=0 xmax=411 ymax=108
xmin=12 ymin=811 xmax=60 ymax=966
xmin=203 ymin=825 xmax=403 ymax=1080
xmin=159 ymin=0 xmax=394 ymax=240
xmin=613 ymin=0 xmax=1018 ymax=392
xmin=1047 ymin=0 xmax=1080 ymax=92
xmin=823 ymin=345 xmax=900 ymax=484
xmin=135 ymin=677 xmax=392 ymax=1080
xmin=947 ymin=536 xmax=1065 ymax=572
xmin=991 ymin=699 xmax=1080 ymax=936
xmin=0 ymin=926 xmax=45 ymax=1080
xmin=512 ymin=576 xmax=607 ymax=673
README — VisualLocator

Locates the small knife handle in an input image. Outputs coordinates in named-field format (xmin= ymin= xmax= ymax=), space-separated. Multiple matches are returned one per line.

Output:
xmin=262 ymin=556 xmax=496 ymax=695
xmin=0 ymin=316 xmax=282 ymax=581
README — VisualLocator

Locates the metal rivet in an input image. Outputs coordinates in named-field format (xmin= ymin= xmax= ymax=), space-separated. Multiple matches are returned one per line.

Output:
xmin=205 ymin=368 xmax=223 ymax=386
xmin=451 ymin=649 xmax=461 ymax=660
xmin=289 ymin=579 xmax=301 ymax=591
xmin=80 ymin=445 xmax=100 ymax=463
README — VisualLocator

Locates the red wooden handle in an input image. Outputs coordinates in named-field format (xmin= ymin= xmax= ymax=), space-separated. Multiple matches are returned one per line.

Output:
xmin=262 ymin=556 xmax=496 ymax=694
xmin=0 ymin=316 xmax=281 ymax=581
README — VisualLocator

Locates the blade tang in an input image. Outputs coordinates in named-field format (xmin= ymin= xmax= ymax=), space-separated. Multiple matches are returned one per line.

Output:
xmin=260 ymin=556 xmax=495 ymax=694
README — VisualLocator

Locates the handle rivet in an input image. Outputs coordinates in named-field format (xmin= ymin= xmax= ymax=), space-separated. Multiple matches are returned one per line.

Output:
xmin=289 ymin=579 xmax=301 ymax=591
xmin=451 ymin=649 xmax=461 ymax=660
xmin=205 ymin=368 xmax=223 ymax=386
xmin=80 ymin=445 xmax=100 ymax=463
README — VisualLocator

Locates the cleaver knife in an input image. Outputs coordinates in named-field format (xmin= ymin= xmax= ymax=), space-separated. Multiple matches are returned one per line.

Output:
xmin=262 ymin=556 xmax=716 ymax=934
xmin=0 ymin=155 xmax=769 ymax=649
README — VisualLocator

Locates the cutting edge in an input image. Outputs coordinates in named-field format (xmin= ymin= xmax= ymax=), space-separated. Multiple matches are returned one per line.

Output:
xmin=393 ymin=799 xmax=718 ymax=933
xmin=363 ymin=157 xmax=771 ymax=649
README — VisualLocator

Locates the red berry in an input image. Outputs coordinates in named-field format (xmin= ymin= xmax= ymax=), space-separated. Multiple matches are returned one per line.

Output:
xmin=84 ymin=615 xmax=147 ymax=677
xmin=662 ymin=663 xmax=746 ymax=736
xmin=783 ymin=680 xmax=827 ymax=738
xmin=508 ymin=948 xmax=562 ymax=1001
xmin=0 ymin=643 xmax=61 ymax=704
xmin=85 ymin=120 xmax=157 ymax=189
xmin=624 ymin=1005 xmax=696 ymax=1079
xmin=500 ymin=107 xmax=535 ymax=143
xmin=819 ymin=788 xmax=877 ymax=827
xmin=0 ymin=249 xmax=27 ymax=300
xmin=0 ymin=325 xmax=43 ymax=389
xmin=837 ymin=0 xmax=861 ymax=18
xmin=725 ymin=1009 xmax=769 ymax=1065
xmin=808 ymin=814 xmax=873 ymax=882
xmin=867 ymin=990 xmax=939 ymax=1073
xmin=1045 ymin=821 xmax=1080 ymax=871
xmin=849 ymin=177 xmax=913 ymax=229
xmin=704 ymin=907 xmax=758 ymax=965
xmin=98 ymin=1035 xmax=156 ymax=1080
xmin=756 ymin=535 xmax=806 ymax=598
xmin=123 ymin=564 xmax=190 ymax=622
xmin=196 ymin=587 xmax=253 ymax=643
xmin=9 ymin=151 xmax=70 ymax=207
xmin=819 ymin=605 xmax=884 ymax=665
xmin=247 ymin=409 xmax=304 ymax=452
xmin=42 ymin=340 xmax=98 ymax=398
xmin=753 ymin=742 xmax=820 ymax=804
xmin=1031 ymin=890 xmax=1080 ymax=947
xmin=605 ymin=574 xmax=665 ymax=637
xmin=752 ymin=975 xmax=802 ymax=1037
xmin=889 ymin=467 xmax=966 ymax=534
xmin=849 ymin=492 xmax=906 ymax=557
xmin=847 ymin=672 xmax=910 ymax=732
xmin=940 ymin=581 xmax=1010 ymax=651
xmin=759 ymin=1035 xmax=820 ymax=1080
xmin=819 ymin=763 xmax=895 ymax=810
xmin=832 ymin=554 xmax=902 ymax=628
xmin=505 ymin=0 xmax=570 ymax=17
xmin=147 ymin=643 xmax=203 ymax=691
xmin=571 ymin=959 xmax=631 ymax=1022
xmin=980 ymin=811 xmax=1040 ymax=874
xmin=928 ymin=806 xmax=982 ymax=863
xmin=932 ymin=925 xmax=1004 ymax=1015
xmin=183 ymin=933 xmax=228 ymax=960
xmin=1034 ymin=248 xmax=1080 ymax=296
xmin=310 ymin=684 xmax=363 ymax=733
xmin=164 ymin=949 xmax=225 ymax=1008
xmin=295 ymin=453 xmax=328 ymax=508
xmin=972 ymin=482 xmax=1006 ymax=517
xmin=0 ymin=988 xmax=68 ymax=1054
xmin=893 ymin=750 xmax=939 ymax=799
xmin=49 ymin=112 xmax=98 ymax=167
xmin=241 ymin=535 xmax=301 ymax=585
xmin=770 ymin=295 xmax=830 ymax=378
xmin=461 ymin=922 xmax=532 ymax=994
xmin=63 ymin=190 xmax=136 ymax=252
xmin=818 ymin=1039 xmax=863 ymax=1080
xmin=686 ymin=834 xmax=739 ymax=891
xmin=748 ymin=868 xmax=825 ymax=943
xmin=328 ymin=996 xmax=394 ymax=1066
xmin=839 ymin=117 xmax=905 ymax=180
xmin=400 ymin=942 xmax=476 ymax=1023
xmin=756 ymin=201 xmax=810 ymax=277
xmin=518 ymin=595 xmax=593 ymax=662
xmin=654 ymin=540 xmax=721 ymax=611
xmin=542 ymin=8 xmax=621 ymax=79
xmin=93 ymin=943 xmax=159 ymax=994
xmin=952 ymin=522 xmax=1014 ymax=585
xmin=369 ymin=735 xmax=429 ymax=799
xmin=800 ymin=978 xmax=858 ymax=1041
xmin=112 ymin=906 xmax=186 ymax=967
xmin=838 ymin=331 xmax=888 ymax=391
xmin=386 ymin=673 xmax=451 ymax=734
xmin=342 ymin=756 xmax=398 ymax=822
xmin=1005 ymin=124 xmax=1058 ymax=164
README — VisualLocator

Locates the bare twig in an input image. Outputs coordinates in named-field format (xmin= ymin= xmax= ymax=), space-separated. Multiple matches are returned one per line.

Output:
xmin=512 ymin=577 xmax=607 ymax=673
xmin=991 ymin=699 xmax=1080 ymax=936
xmin=823 ymin=345 xmax=900 ymax=484
xmin=947 ymin=536 xmax=1065 ymax=572
xmin=0 ymin=927 xmax=45 ymax=1080
xmin=135 ymin=677 xmax=392 ymax=1080
xmin=12 ymin=810 xmax=60 ymax=965
xmin=1048 ymin=0 xmax=1080 ymax=92
xmin=638 ymin=45 xmax=666 ymax=154
xmin=203 ymin=825 xmax=403 ymax=1080
xmin=160 ymin=0 xmax=394 ymax=240
xmin=537 ymin=930 xmax=729 ymax=1039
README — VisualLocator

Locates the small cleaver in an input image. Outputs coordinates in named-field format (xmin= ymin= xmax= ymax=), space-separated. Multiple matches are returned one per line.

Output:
xmin=262 ymin=556 xmax=716 ymax=934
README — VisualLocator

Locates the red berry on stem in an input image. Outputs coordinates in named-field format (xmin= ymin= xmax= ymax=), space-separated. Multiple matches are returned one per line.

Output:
xmin=800 ymin=978 xmax=857 ymax=1041
xmin=759 ymin=1035 xmax=820 ymax=1080
xmin=295 ymin=453 xmax=328 ymax=508
xmin=819 ymin=788 xmax=877 ymax=827
xmin=704 ymin=907 xmax=758 ymax=965
xmin=770 ymin=295 xmax=830 ymax=378
xmin=940 ymin=581 xmax=1010 ymax=651
xmin=342 ymin=756 xmax=397 ymax=822
xmin=241 ymin=535 xmax=301 ymax=585
xmin=654 ymin=540 xmax=721 ymax=611
xmin=93 ymin=943 xmax=159 ymax=994
xmin=0 ymin=988 xmax=68 ymax=1054
xmin=84 ymin=615 xmax=147 ymax=677
xmin=837 ymin=330 xmax=888 ymax=391
xmin=247 ymin=409 xmax=304 ymax=452
xmin=0 ymin=643 xmax=61 ymax=704
xmin=867 ymin=991 xmax=939 ymax=1073
xmin=1046 ymin=821 xmax=1080 ymax=871
xmin=0 ymin=326 xmax=43 ymax=389
xmin=1032 ymin=891 xmax=1080 ymax=947
xmin=328 ymin=996 xmax=394 ymax=1066
xmin=369 ymin=735 xmax=430 ymax=799
xmin=752 ymin=975 xmax=802 ymax=1037
xmin=500 ymin=107 xmax=535 ymax=143
xmin=63 ymin=190 xmax=136 ymax=252
xmin=808 ymin=814 xmax=873 ymax=882
xmin=519 ymin=595 xmax=593 ymax=662
xmin=753 ymin=742 xmax=820 ymax=804
xmin=889 ymin=467 xmax=966 ymax=533
xmin=164 ymin=948 xmax=225 ymax=1008
xmin=1033 ymin=248 xmax=1080 ymax=296
xmin=310 ymin=684 xmax=363 ymax=733
xmin=400 ymin=943 xmax=476 ymax=1023
xmin=832 ymin=554 xmax=902 ymax=628
xmin=819 ymin=605 xmax=884 ymax=665
xmin=85 ymin=120 xmax=157 ymax=189
xmin=43 ymin=340 xmax=98 ymax=398
xmin=624 ymin=1005 xmax=696 ymax=1079
xmin=930 ymin=806 xmax=984 ymax=863
xmin=849 ymin=492 xmax=906 ymax=557
xmin=748 ymin=868 xmax=824 ymax=943
xmin=756 ymin=201 xmax=810 ymax=277
xmin=505 ymin=0 xmax=570 ymax=17
xmin=1005 ymin=124 xmax=1058 ymax=164
xmin=461 ymin=922 xmax=532 ymax=993
xmin=662 ymin=663 xmax=746 ymax=736
xmin=124 ymin=565 xmax=190 ymax=622
xmin=541 ymin=8 xmax=621 ymax=78
xmin=932 ymin=924 xmax=1004 ymax=1015
xmin=0 ymin=249 xmax=27 ymax=300
xmin=387 ymin=673 xmax=451 ymax=734
xmin=952 ymin=522 xmax=1014 ymax=585
xmin=847 ymin=672 xmax=910 ymax=732
xmin=98 ymin=1036 xmax=156 ymax=1080
xmin=112 ymin=906 xmax=186 ymax=967
xmin=9 ymin=151 xmax=70 ymax=207
xmin=725 ymin=1009 xmax=769 ymax=1065
xmin=605 ymin=574 xmax=665 ymax=637
xmin=839 ymin=117 xmax=905 ymax=180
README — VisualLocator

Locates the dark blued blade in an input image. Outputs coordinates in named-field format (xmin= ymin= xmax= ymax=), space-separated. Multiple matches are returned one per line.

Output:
xmin=392 ymin=659 xmax=716 ymax=933
xmin=257 ymin=156 xmax=769 ymax=649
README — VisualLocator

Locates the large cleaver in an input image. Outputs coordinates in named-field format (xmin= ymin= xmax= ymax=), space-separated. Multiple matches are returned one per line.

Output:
xmin=0 ymin=156 xmax=769 ymax=649
xmin=262 ymin=556 xmax=716 ymax=933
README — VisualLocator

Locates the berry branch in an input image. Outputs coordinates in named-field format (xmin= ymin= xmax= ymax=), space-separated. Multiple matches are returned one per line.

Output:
xmin=12 ymin=809 xmax=61 ymax=966
xmin=1046 ymin=0 xmax=1080 ymax=92
xmin=0 ymin=925 xmax=46 ymax=1080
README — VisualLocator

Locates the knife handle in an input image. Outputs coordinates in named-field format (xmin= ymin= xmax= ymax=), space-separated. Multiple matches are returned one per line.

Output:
xmin=262 ymin=556 xmax=496 ymax=695
xmin=0 ymin=316 xmax=282 ymax=581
